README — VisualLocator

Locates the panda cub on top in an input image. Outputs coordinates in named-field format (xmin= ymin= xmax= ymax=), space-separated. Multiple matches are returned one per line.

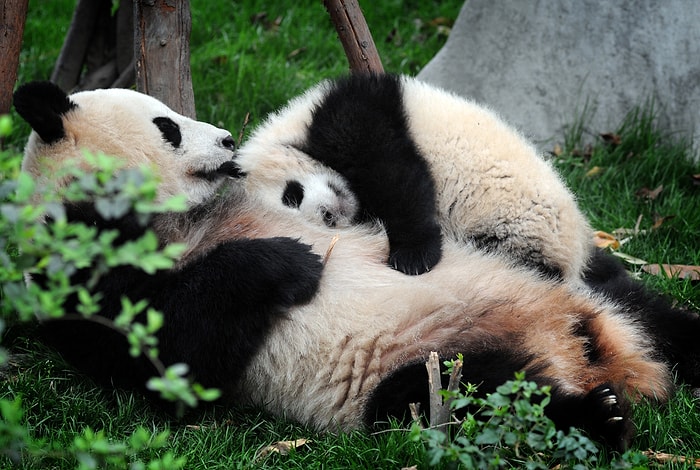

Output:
xmin=15 ymin=80 xmax=700 ymax=451
xmin=236 ymin=73 xmax=592 ymax=282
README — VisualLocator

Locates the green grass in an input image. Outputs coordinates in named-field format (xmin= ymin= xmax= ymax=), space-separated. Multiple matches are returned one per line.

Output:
xmin=3 ymin=0 xmax=700 ymax=468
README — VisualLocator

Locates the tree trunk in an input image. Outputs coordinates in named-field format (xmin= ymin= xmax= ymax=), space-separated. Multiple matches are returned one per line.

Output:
xmin=133 ymin=0 xmax=195 ymax=118
xmin=0 ymin=0 xmax=29 ymax=115
xmin=50 ymin=0 xmax=104 ymax=92
xmin=323 ymin=0 xmax=383 ymax=74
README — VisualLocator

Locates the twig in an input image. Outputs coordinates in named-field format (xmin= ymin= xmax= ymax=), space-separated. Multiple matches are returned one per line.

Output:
xmin=643 ymin=449 xmax=700 ymax=468
xmin=322 ymin=0 xmax=384 ymax=74
xmin=236 ymin=112 xmax=251 ymax=148
xmin=323 ymin=234 xmax=341 ymax=264
xmin=425 ymin=352 xmax=463 ymax=433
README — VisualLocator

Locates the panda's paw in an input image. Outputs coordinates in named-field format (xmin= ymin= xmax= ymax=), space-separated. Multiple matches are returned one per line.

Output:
xmin=583 ymin=383 xmax=634 ymax=452
xmin=388 ymin=235 xmax=442 ymax=276
xmin=263 ymin=237 xmax=324 ymax=306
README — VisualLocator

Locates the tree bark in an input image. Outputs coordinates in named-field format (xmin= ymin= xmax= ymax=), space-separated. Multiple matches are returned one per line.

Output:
xmin=50 ymin=0 xmax=103 ymax=92
xmin=323 ymin=0 xmax=383 ymax=74
xmin=134 ymin=0 xmax=195 ymax=118
xmin=0 ymin=0 xmax=29 ymax=115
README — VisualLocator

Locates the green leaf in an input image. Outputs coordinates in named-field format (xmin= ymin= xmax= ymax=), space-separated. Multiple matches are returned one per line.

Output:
xmin=0 ymin=115 xmax=13 ymax=137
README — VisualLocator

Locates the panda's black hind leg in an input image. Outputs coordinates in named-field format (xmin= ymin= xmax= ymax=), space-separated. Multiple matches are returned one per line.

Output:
xmin=546 ymin=382 xmax=634 ymax=452
xmin=584 ymin=248 xmax=700 ymax=386
xmin=584 ymin=384 xmax=634 ymax=451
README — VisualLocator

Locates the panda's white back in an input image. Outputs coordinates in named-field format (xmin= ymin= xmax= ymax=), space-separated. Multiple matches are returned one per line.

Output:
xmin=400 ymin=76 xmax=592 ymax=282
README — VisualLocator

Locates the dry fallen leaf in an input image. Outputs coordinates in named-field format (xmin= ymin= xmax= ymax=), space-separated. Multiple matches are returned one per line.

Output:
xmin=585 ymin=165 xmax=605 ymax=177
xmin=635 ymin=184 xmax=663 ymax=200
xmin=642 ymin=264 xmax=700 ymax=281
xmin=552 ymin=143 xmax=563 ymax=157
xmin=600 ymin=132 xmax=622 ymax=146
xmin=287 ymin=47 xmax=306 ymax=59
xmin=612 ymin=251 xmax=648 ymax=265
xmin=256 ymin=439 xmax=312 ymax=460
xmin=593 ymin=230 xmax=620 ymax=250
xmin=651 ymin=213 xmax=675 ymax=229
xmin=692 ymin=173 xmax=700 ymax=186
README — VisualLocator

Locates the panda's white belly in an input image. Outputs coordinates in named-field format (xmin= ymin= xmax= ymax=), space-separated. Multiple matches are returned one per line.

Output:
xmin=229 ymin=208 xmax=666 ymax=432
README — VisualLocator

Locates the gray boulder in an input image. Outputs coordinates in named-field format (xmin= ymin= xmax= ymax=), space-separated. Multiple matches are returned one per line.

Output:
xmin=418 ymin=0 xmax=700 ymax=148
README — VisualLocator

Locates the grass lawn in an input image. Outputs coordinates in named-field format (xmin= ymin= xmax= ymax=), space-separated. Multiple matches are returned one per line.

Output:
xmin=2 ymin=1 xmax=699 ymax=468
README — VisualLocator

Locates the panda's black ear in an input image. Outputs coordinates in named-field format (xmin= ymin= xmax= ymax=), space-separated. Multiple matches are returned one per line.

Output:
xmin=13 ymin=81 xmax=77 ymax=144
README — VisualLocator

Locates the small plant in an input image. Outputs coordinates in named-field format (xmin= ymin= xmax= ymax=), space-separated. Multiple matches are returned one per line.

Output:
xmin=411 ymin=370 xmax=599 ymax=469
xmin=0 ymin=120 xmax=218 ymax=467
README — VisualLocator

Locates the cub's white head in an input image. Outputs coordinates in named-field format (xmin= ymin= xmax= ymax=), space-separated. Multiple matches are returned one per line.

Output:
xmin=235 ymin=142 xmax=358 ymax=227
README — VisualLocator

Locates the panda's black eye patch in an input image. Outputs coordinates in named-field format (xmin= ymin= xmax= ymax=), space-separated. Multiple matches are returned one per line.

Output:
xmin=153 ymin=117 xmax=182 ymax=148
xmin=282 ymin=180 xmax=305 ymax=208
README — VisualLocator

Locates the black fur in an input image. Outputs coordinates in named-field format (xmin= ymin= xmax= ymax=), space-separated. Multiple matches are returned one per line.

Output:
xmin=545 ymin=382 xmax=633 ymax=451
xmin=153 ymin=117 xmax=182 ymax=148
xmin=37 ymin=199 xmax=323 ymax=401
xmin=13 ymin=81 xmax=77 ymax=144
xmin=365 ymin=347 xmax=536 ymax=426
xmin=366 ymin=347 xmax=635 ymax=451
xmin=298 ymin=73 xmax=442 ymax=275
xmin=282 ymin=180 xmax=304 ymax=208
xmin=585 ymin=248 xmax=700 ymax=386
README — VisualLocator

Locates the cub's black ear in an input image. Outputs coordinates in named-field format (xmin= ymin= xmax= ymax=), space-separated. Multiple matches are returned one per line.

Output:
xmin=13 ymin=81 xmax=77 ymax=144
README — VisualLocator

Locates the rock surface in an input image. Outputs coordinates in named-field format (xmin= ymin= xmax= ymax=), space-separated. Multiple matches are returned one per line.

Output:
xmin=418 ymin=0 xmax=700 ymax=148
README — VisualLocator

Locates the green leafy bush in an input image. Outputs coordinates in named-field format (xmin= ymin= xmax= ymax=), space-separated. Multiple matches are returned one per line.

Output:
xmin=0 ymin=117 xmax=218 ymax=467
xmin=411 ymin=370 xmax=599 ymax=469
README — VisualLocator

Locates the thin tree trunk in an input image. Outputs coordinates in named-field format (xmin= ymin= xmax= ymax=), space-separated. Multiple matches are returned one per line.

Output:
xmin=323 ymin=0 xmax=383 ymax=74
xmin=133 ymin=0 xmax=195 ymax=118
xmin=0 ymin=0 xmax=29 ymax=115
xmin=50 ymin=0 xmax=103 ymax=92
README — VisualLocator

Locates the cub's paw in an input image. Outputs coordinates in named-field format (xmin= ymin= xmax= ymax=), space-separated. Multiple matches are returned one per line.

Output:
xmin=261 ymin=237 xmax=323 ymax=306
xmin=388 ymin=232 xmax=442 ymax=275
xmin=583 ymin=383 xmax=633 ymax=451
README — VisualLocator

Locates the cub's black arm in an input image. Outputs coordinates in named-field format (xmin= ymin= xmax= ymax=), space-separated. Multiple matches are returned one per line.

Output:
xmin=299 ymin=74 xmax=442 ymax=275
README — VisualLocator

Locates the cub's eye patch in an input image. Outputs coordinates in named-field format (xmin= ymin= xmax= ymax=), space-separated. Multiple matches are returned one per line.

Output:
xmin=282 ymin=180 xmax=305 ymax=208
xmin=153 ymin=117 xmax=182 ymax=148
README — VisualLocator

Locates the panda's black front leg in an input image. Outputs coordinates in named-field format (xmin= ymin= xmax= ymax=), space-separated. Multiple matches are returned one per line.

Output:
xmin=299 ymin=73 xmax=444 ymax=275
xmin=150 ymin=237 xmax=323 ymax=388
xmin=38 ymin=233 xmax=322 ymax=401
xmin=165 ymin=237 xmax=323 ymax=310
xmin=385 ymin=216 xmax=443 ymax=276
xmin=64 ymin=200 xmax=151 ymax=244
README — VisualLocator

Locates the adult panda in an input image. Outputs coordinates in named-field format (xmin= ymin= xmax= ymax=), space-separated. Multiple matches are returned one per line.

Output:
xmin=234 ymin=73 xmax=592 ymax=281
xmin=13 ymin=81 xmax=324 ymax=394
xmin=14 ymin=81 xmax=700 ymax=451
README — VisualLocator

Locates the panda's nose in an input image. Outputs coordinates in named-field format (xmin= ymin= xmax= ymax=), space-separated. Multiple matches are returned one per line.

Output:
xmin=221 ymin=135 xmax=236 ymax=150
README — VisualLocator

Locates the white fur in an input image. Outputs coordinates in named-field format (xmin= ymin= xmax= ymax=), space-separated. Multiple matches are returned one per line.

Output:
xmin=21 ymin=85 xmax=674 ymax=441
xmin=297 ymin=171 xmax=358 ymax=228
xmin=221 ymin=194 xmax=668 ymax=431
xmin=21 ymin=87 xmax=234 ymax=206
xmin=236 ymin=76 xmax=593 ymax=282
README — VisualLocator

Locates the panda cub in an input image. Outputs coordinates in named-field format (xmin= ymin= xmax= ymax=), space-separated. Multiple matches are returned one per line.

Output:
xmin=15 ymin=81 xmax=700 ymax=452
xmin=235 ymin=73 xmax=592 ymax=280
xmin=13 ymin=81 xmax=323 ymax=395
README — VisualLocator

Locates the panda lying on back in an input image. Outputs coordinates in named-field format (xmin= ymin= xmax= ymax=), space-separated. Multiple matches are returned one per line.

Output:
xmin=15 ymin=81 xmax=700 ymax=451
xmin=13 ymin=81 xmax=323 ymax=394
xmin=235 ymin=73 xmax=592 ymax=281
